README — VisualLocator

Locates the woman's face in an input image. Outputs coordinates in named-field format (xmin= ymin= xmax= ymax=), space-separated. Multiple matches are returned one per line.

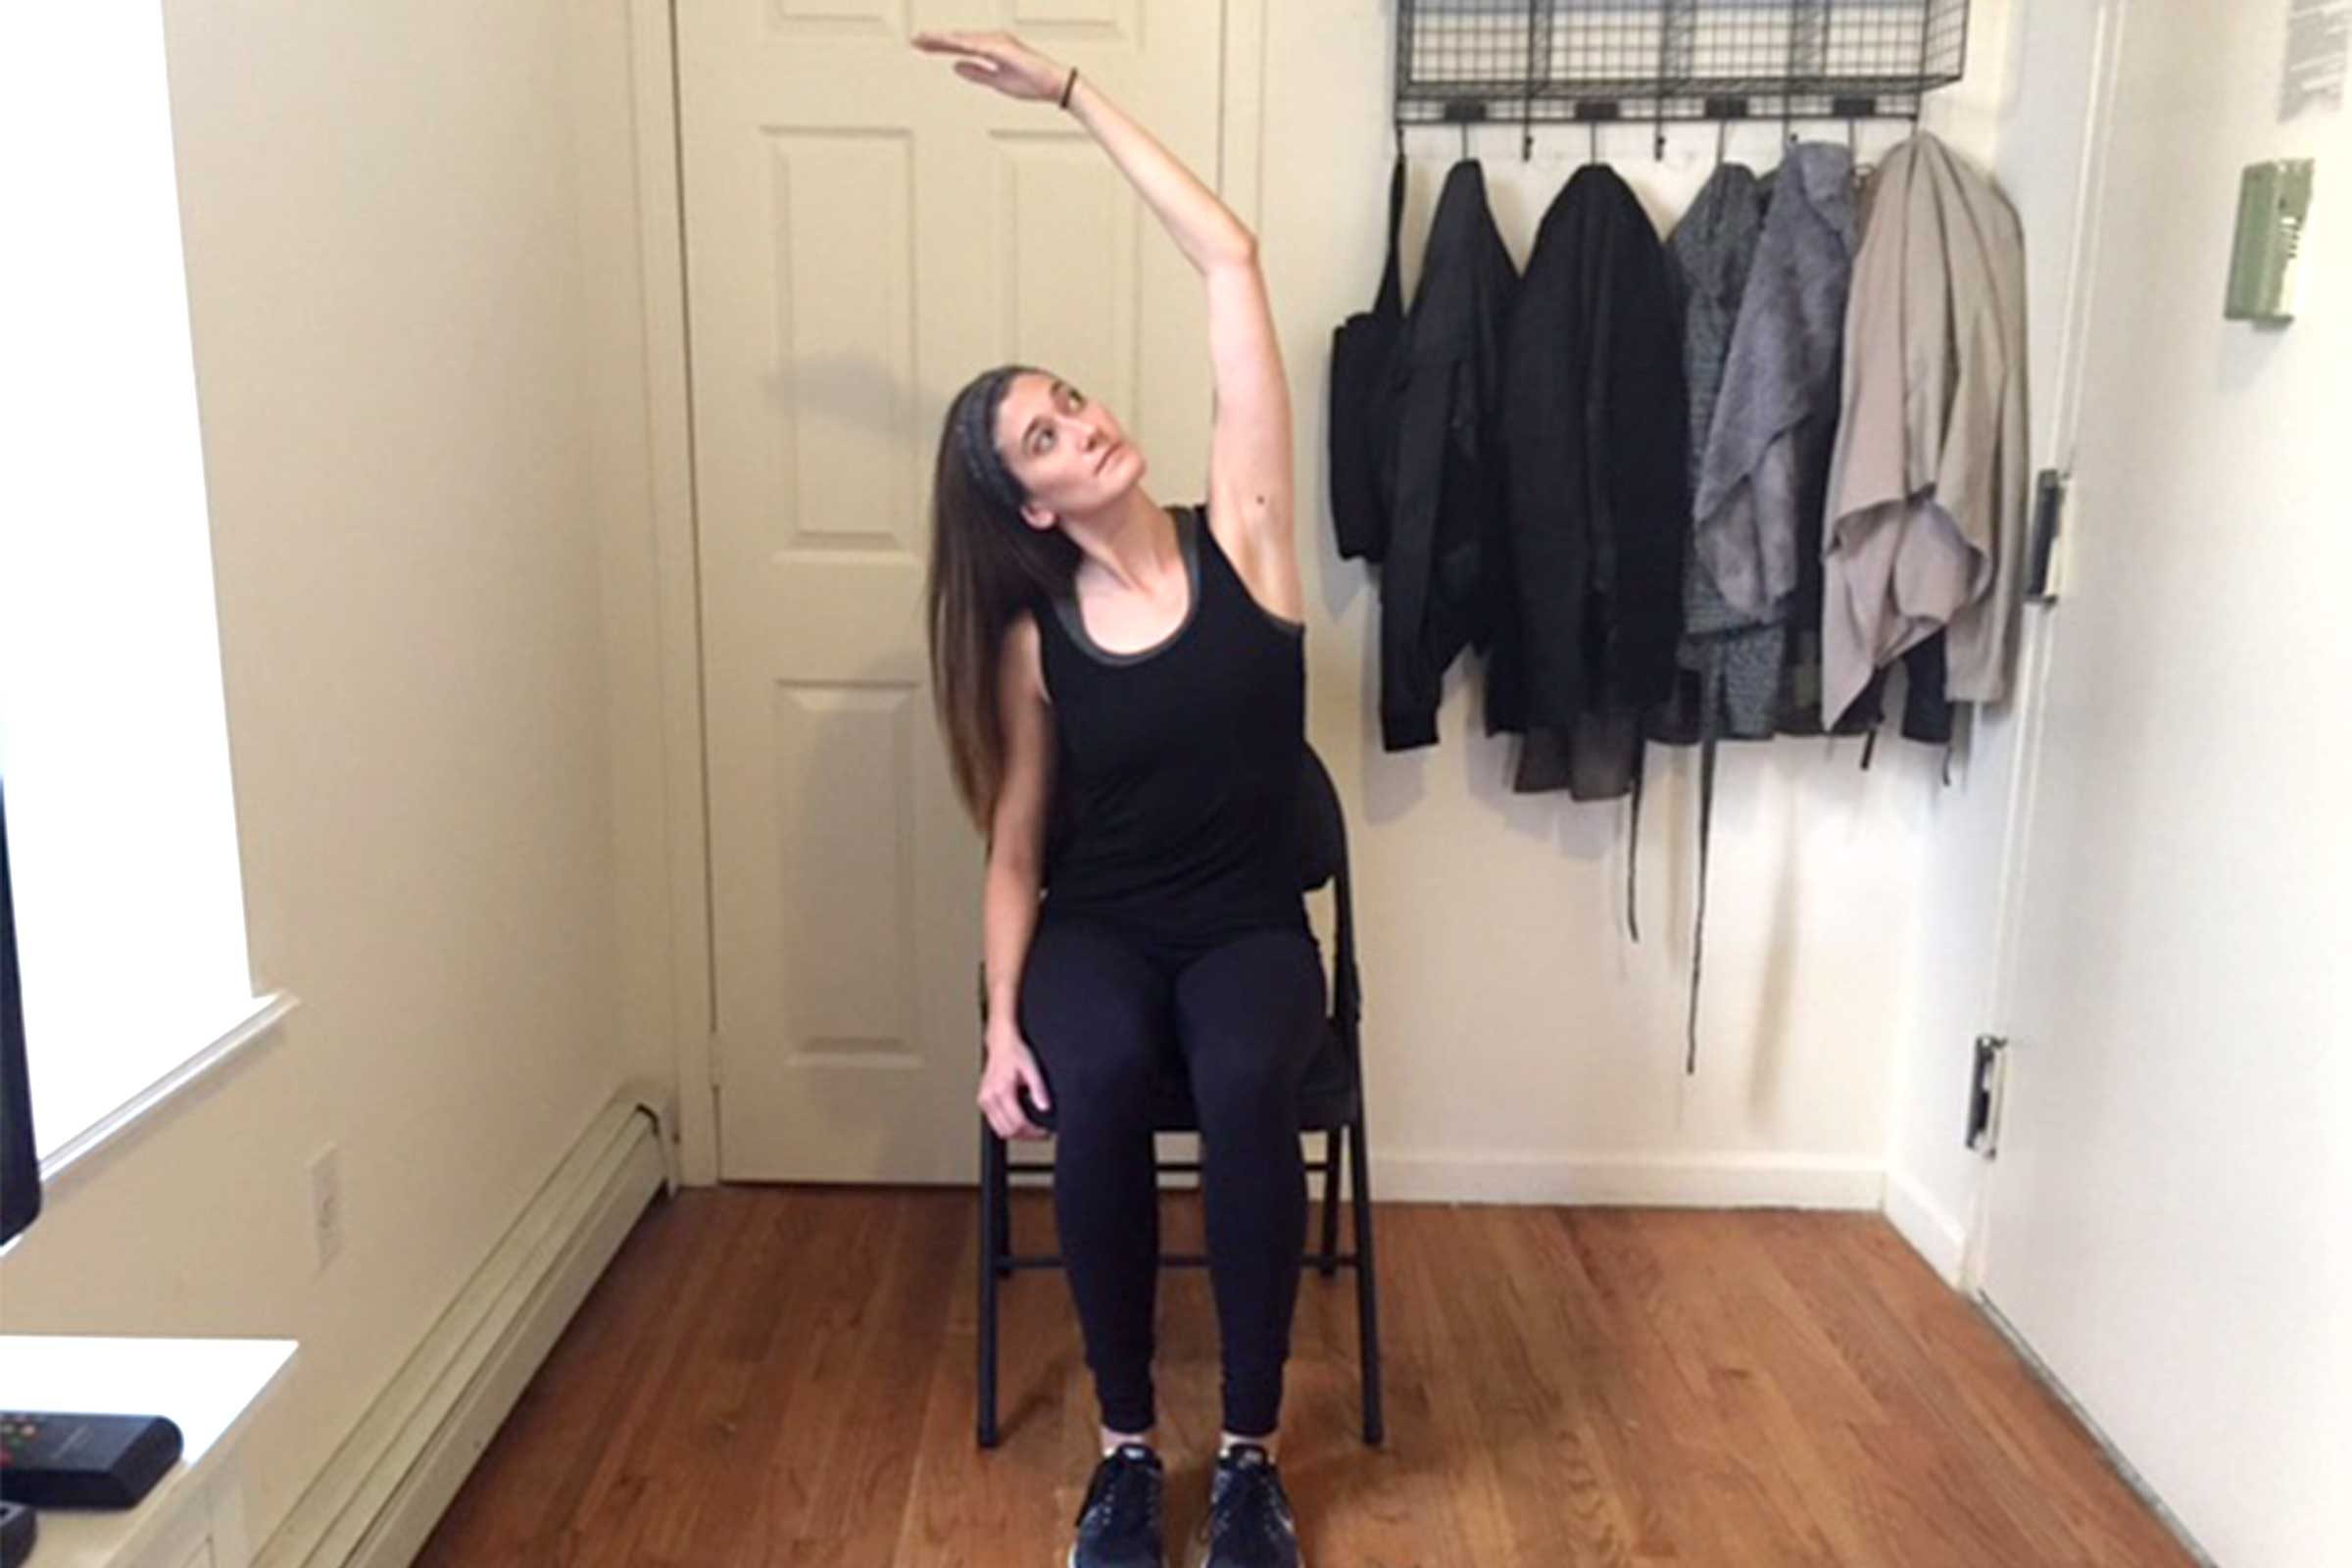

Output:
xmin=992 ymin=371 xmax=1146 ymax=527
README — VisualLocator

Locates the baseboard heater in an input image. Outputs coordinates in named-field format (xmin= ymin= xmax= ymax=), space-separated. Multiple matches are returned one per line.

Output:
xmin=256 ymin=1086 xmax=676 ymax=1568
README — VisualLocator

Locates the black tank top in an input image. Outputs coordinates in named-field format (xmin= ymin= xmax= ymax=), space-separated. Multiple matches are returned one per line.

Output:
xmin=1036 ymin=503 xmax=1309 ymax=943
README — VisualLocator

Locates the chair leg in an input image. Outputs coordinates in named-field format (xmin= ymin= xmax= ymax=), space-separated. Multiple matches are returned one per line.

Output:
xmin=1316 ymin=1127 xmax=1344 ymax=1277
xmin=977 ymin=1117 xmax=1004 ymax=1448
xmin=992 ymin=1154 xmax=1014 ymax=1279
xmin=1348 ymin=1116 xmax=1385 ymax=1447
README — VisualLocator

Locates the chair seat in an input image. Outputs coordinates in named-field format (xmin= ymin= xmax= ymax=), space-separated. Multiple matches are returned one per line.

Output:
xmin=1148 ymin=1017 xmax=1360 ymax=1132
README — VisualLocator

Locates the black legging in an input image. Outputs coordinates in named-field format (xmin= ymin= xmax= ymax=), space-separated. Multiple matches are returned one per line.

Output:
xmin=1016 ymin=912 xmax=1326 ymax=1439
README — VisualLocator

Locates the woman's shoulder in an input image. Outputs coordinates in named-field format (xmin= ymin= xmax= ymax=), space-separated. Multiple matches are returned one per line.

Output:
xmin=1000 ymin=609 xmax=1051 ymax=705
xmin=1193 ymin=497 xmax=1307 ymax=635
xmin=1183 ymin=498 xmax=1227 ymax=560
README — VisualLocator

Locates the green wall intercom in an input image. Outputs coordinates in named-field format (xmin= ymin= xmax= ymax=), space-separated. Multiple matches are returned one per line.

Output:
xmin=2225 ymin=160 xmax=2315 ymax=322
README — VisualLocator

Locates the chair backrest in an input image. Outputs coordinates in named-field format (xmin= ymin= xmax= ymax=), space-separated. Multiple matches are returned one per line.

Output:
xmin=1297 ymin=744 xmax=1361 ymax=1029
xmin=987 ymin=741 xmax=1360 ymax=1031
xmin=1038 ymin=744 xmax=1348 ymax=895
xmin=1295 ymin=743 xmax=1345 ymax=894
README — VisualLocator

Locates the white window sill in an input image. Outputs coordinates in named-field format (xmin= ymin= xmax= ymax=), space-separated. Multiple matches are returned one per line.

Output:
xmin=35 ymin=991 xmax=302 ymax=1199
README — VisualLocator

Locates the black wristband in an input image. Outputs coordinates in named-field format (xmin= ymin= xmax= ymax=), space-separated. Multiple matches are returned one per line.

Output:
xmin=1058 ymin=67 xmax=1078 ymax=110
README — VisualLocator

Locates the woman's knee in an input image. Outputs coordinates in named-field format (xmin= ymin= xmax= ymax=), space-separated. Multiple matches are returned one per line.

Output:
xmin=1187 ymin=1047 xmax=1309 ymax=1139
xmin=1050 ymin=1040 xmax=1164 ymax=1135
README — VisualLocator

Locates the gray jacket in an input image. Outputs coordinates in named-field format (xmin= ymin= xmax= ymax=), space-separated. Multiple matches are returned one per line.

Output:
xmin=1822 ymin=133 xmax=2030 ymax=722
xmin=1692 ymin=143 xmax=1857 ymax=621
xmin=1665 ymin=162 xmax=1782 ymax=737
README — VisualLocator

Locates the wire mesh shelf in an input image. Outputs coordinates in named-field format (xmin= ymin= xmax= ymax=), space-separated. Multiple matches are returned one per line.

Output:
xmin=1396 ymin=0 xmax=1970 ymax=128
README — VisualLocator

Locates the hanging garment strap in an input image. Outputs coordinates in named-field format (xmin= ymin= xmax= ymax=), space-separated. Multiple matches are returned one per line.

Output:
xmin=1625 ymin=742 xmax=1644 ymax=944
xmin=1374 ymin=152 xmax=1406 ymax=319
xmin=1686 ymin=657 xmax=1725 ymax=1075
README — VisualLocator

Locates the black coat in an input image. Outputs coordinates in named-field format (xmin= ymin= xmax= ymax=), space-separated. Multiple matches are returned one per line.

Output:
xmin=1329 ymin=157 xmax=1406 ymax=564
xmin=1493 ymin=165 xmax=1689 ymax=797
xmin=1375 ymin=159 xmax=1518 ymax=753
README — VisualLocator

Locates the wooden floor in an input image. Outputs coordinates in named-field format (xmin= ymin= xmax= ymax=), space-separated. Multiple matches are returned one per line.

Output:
xmin=415 ymin=1186 xmax=2196 ymax=1567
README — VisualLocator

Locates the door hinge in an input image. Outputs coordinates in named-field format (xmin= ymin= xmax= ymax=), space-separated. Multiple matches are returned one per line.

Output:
xmin=2027 ymin=469 xmax=2067 ymax=602
xmin=1966 ymin=1034 xmax=2010 ymax=1155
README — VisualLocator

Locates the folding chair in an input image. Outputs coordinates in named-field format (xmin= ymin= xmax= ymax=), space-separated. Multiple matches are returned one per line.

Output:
xmin=974 ymin=745 xmax=1384 ymax=1448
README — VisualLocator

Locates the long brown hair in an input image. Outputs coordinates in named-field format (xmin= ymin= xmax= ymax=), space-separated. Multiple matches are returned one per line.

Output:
xmin=927 ymin=364 xmax=1080 ymax=829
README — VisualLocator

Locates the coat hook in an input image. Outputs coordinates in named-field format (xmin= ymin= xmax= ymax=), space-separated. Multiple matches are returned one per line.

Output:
xmin=1716 ymin=117 xmax=1729 ymax=168
xmin=1589 ymin=117 xmax=1600 ymax=165
xmin=1460 ymin=119 xmax=1470 ymax=162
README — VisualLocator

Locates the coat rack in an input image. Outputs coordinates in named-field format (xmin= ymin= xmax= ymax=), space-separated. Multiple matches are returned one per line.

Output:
xmin=1396 ymin=0 xmax=1970 ymax=157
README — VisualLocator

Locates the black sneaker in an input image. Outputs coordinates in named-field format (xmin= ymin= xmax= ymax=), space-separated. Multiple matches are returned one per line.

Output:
xmin=1191 ymin=1443 xmax=1300 ymax=1568
xmin=1068 ymin=1441 xmax=1166 ymax=1568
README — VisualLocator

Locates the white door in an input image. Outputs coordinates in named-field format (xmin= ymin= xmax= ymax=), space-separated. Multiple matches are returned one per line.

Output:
xmin=1977 ymin=3 xmax=2352 ymax=1562
xmin=676 ymin=1 xmax=1225 ymax=1183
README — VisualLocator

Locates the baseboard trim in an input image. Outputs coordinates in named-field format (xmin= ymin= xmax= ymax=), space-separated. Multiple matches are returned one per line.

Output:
xmin=256 ymin=1091 xmax=672 ymax=1568
xmin=1000 ymin=1140 xmax=1887 ymax=1209
xmin=1356 ymin=1149 xmax=1886 ymax=1208
xmin=1882 ymin=1164 xmax=1972 ymax=1284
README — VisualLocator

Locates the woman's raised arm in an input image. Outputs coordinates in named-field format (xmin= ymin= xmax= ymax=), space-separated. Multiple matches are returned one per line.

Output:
xmin=913 ymin=31 xmax=1296 ymax=556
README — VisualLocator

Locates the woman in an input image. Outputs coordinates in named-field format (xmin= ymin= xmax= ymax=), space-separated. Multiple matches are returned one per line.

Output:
xmin=915 ymin=27 xmax=1321 ymax=1568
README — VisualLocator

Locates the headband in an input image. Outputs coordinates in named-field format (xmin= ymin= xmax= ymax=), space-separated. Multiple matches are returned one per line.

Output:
xmin=953 ymin=366 xmax=1031 ymax=518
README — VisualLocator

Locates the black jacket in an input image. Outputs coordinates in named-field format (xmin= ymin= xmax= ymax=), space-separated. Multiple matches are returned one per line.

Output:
xmin=1329 ymin=157 xmax=1406 ymax=564
xmin=1376 ymin=159 xmax=1518 ymax=752
xmin=1493 ymin=165 xmax=1689 ymax=796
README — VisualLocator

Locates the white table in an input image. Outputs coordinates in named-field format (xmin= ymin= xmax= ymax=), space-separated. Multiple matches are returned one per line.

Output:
xmin=0 ymin=1338 xmax=297 ymax=1568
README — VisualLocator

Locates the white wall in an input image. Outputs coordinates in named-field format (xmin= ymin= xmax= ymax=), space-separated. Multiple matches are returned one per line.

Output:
xmin=1255 ymin=2 xmax=2021 ymax=1206
xmin=1964 ymin=1 xmax=2352 ymax=1559
xmin=0 ymin=0 xmax=649 ymax=1546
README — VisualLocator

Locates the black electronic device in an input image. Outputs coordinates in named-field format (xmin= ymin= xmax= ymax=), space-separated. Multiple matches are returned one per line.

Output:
xmin=0 ymin=1498 xmax=33 ymax=1568
xmin=0 ymin=1410 xmax=183 ymax=1509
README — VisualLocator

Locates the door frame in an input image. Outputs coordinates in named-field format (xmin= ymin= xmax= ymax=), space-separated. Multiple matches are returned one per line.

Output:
xmin=620 ymin=0 xmax=1272 ymax=1185
xmin=1956 ymin=0 xmax=2131 ymax=1293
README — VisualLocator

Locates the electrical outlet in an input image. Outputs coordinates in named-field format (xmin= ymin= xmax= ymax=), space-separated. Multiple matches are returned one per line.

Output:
xmin=309 ymin=1144 xmax=344 ymax=1270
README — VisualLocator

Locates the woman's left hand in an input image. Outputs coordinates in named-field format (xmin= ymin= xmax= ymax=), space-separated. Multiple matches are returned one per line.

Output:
xmin=911 ymin=30 xmax=1069 ymax=104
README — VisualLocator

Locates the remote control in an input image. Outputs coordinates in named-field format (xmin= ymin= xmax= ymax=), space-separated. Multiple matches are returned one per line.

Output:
xmin=0 ymin=1410 xmax=183 ymax=1509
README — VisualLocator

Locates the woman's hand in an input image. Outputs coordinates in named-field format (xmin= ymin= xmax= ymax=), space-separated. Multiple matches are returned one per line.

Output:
xmin=978 ymin=1024 xmax=1053 ymax=1140
xmin=911 ymin=30 xmax=1070 ymax=104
